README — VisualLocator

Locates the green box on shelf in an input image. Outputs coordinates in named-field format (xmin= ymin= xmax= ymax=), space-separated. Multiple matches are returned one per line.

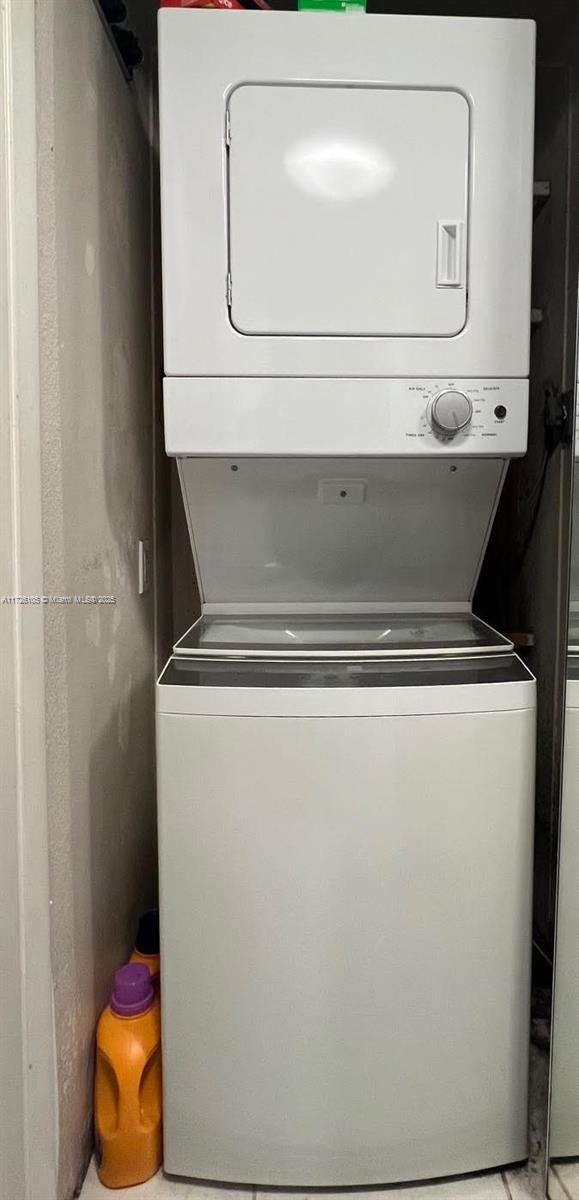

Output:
xmin=298 ymin=0 xmax=366 ymax=11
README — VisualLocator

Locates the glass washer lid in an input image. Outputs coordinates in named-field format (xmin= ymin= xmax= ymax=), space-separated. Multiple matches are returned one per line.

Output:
xmin=173 ymin=612 xmax=513 ymax=660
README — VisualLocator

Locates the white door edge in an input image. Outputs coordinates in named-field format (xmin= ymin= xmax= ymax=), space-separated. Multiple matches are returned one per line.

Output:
xmin=0 ymin=2 xmax=58 ymax=1198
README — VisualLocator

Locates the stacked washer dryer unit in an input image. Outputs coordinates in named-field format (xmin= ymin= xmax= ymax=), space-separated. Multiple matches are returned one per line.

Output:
xmin=157 ymin=11 xmax=537 ymax=1188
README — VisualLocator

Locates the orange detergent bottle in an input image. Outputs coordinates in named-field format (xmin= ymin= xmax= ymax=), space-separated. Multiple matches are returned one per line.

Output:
xmin=130 ymin=910 xmax=160 ymax=993
xmin=95 ymin=963 xmax=162 ymax=1188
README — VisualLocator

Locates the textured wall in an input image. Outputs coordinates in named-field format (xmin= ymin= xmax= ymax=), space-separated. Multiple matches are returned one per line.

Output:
xmin=35 ymin=2 xmax=157 ymax=1196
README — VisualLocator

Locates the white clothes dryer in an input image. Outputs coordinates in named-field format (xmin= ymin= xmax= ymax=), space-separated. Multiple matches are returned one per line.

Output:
xmin=158 ymin=11 xmax=535 ymax=380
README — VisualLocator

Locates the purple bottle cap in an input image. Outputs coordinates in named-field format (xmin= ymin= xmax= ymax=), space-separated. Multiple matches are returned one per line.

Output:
xmin=111 ymin=963 xmax=154 ymax=1017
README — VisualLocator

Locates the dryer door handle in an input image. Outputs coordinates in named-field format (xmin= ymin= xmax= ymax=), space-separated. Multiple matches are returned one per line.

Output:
xmin=436 ymin=220 xmax=465 ymax=288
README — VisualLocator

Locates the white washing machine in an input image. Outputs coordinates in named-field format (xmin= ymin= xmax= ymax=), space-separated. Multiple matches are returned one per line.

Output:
xmin=156 ymin=443 xmax=536 ymax=1186
xmin=158 ymin=646 xmax=535 ymax=1186
xmin=157 ymin=9 xmax=537 ymax=1187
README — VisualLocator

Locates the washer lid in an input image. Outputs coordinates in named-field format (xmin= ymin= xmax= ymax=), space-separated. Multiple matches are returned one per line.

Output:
xmin=178 ymin=457 xmax=507 ymax=610
xmin=227 ymin=84 xmax=469 ymax=338
xmin=173 ymin=612 xmax=513 ymax=660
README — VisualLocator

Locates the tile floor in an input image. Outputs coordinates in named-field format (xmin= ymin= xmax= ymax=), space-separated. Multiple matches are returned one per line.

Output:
xmin=81 ymin=1160 xmax=539 ymax=1200
xmin=550 ymin=1162 xmax=579 ymax=1200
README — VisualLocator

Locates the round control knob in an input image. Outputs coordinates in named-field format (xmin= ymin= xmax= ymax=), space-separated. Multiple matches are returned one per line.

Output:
xmin=430 ymin=389 xmax=473 ymax=436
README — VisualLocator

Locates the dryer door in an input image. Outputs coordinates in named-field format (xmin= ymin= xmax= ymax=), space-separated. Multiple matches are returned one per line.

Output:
xmin=158 ymin=11 xmax=535 ymax=376
xmin=228 ymin=84 xmax=469 ymax=338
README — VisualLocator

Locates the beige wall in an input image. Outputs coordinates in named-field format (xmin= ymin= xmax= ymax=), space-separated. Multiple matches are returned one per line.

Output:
xmin=35 ymin=2 xmax=158 ymax=1195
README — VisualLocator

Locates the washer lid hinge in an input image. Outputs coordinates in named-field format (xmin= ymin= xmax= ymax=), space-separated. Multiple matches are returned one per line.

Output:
xmin=225 ymin=110 xmax=231 ymax=147
xmin=226 ymin=272 xmax=232 ymax=307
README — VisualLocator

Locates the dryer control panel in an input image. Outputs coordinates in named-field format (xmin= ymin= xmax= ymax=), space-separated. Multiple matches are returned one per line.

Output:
xmin=164 ymin=378 xmax=528 ymax=458
xmin=409 ymin=381 xmax=526 ymax=451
